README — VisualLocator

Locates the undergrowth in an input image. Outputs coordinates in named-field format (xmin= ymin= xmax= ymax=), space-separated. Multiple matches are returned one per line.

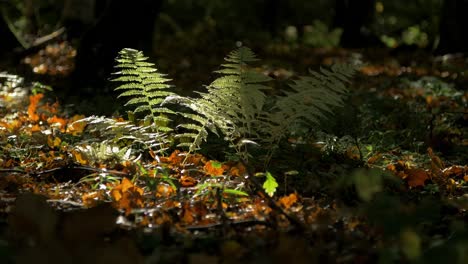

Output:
xmin=109 ymin=46 xmax=356 ymax=195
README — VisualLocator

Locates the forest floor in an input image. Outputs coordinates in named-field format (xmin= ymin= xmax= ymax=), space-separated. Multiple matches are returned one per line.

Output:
xmin=0 ymin=42 xmax=467 ymax=263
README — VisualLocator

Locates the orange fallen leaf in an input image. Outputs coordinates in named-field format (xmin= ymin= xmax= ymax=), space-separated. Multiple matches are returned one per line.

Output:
xmin=28 ymin=93 xmax=44 ymax=122
xmin=406 ymin=169 xmax=429 ymax=187
xmin=156 ymin=183 xmax=175 ymax=198
xmin=180 ymin=175 xmax=197 ymax=187
xmin=162 ymin=150 xmax=185 ymax=165
xmin=110 ymin=178 xmax=144 ymax=215
xmin=47 ymin=115 xmax=67 ymax=130
xmin=30 ymin=124 xmax=42 ymax=132
xmin=204 ymin=160 xmax=224 ymax=176
xmin=278 ymin=193 xmax=298 ymax=209
xmin=81 ymin=191 xmax=104 ymax=207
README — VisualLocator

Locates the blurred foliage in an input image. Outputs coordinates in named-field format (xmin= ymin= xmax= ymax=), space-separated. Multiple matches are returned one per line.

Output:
xmin=0 ymin=0 xmax=452 ymax=53
xmin=373 ymin=0 xmax=443 ymax=49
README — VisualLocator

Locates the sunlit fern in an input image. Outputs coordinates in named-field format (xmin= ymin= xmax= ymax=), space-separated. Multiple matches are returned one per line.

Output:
xmin=112 ymin=48 xmax=175 ymax=133
xmin=75 ymin=115 xmax=168 ymax=155
xmin=166 ymin=47 xmax=272 ymax=162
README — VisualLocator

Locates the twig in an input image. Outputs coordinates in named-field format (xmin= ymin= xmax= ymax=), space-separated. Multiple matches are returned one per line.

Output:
xmin=31 ymin=27 xmax=65 ymax=47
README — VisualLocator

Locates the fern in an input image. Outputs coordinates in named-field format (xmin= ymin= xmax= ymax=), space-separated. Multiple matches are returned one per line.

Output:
xmin=171 ymin=47 xmax=271 ymax=162
xmin=260 ymin=63 xmax=356 ymax=162
xmin=110 ymin=47 xmax=355 ymax=167
xmin=112 ymin=48 xmax=175 ymax=133
xmin=75 ymin=115 xmax=168 ymax=154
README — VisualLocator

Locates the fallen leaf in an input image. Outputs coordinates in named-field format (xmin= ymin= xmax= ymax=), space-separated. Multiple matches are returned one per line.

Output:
xmin=180 ymin=175 xmax=197 ymax=187
xmin=28 ymin=93 xmax=44 ymax=122
xmin=406 ymin=169 xmax=429 ymax=187
xmin=66 ymin=115 xmax=87 ymax=135
xmin=72 ymin=150 xmax=88 ymax=165
xmin=229 ymin=162 xmax=246 ymax=177
xmin=278 ymin=193 xmax=298 ymax=209
xmin=47 ymin=136 xmax=62 ymax=149
xmin=110 ymin=178 xmax=144 ymax=214
xmin=204 ymin=160 xmax=224 ymax=176
xmin=81 ymin=191 xmax=104 ymax=207
xmin=47 ymin=115 xmax=67 ymax=130
xmin=156 ymin=183 xmax=175 ymax=197
xmin=442 ymin=165 xmax=466 ymax=178
xmin=181 ymin=203 xmax=195 ymax=224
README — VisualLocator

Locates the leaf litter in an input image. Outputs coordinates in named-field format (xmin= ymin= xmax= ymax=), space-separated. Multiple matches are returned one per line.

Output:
xmin=0 ymin=46 xmax=467 ymax=263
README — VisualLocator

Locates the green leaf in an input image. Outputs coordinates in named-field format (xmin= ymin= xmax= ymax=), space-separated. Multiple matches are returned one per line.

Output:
xmin=223 ymin=189 xmax=249 ymax=196
xmin=211 ymin=161 xmax=222 ymax=169
xmin=263 ymin=171 xmax=278 ymax=197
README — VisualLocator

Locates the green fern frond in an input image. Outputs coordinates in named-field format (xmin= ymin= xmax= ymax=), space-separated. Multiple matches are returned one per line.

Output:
xmin=112 ymin=48 xmax=175 ymax=135
xmin=173 ymin=46 xmax=271 ymax=162
xmin=261 ymin=63 xmax=356 ymax=162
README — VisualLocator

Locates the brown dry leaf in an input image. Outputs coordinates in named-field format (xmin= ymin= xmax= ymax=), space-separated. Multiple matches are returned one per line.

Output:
xmin=406 ymin=169 xmax=429 ymax=187
xmin=181 ymin=203 xmax=195 ymax=225
xmin=442 ymin=165 xmax=467 ymax=178
xmin=184 ymin=153 xmax=205 ymax=166
xmin=345 ymin=146 xmax=361 ymax=160
xmin=81 ymin=191 xmax=104 ymax=207
xmin=28 ymin=93 xmax=44 ymax=122
xmin=180 ymin=175 xmax=197 ymax=187
xmin=278 ymin=193 xmax=298 ymax=209
xmin=367 ymin=153 xmax=381 ymax=164
xmin=427 ymin=147 xmax=445 ymax=172
xmin=204 ymin=160 xmax=224 ymax=176
xmin=229 ymin=162 xmax=246 ymax=177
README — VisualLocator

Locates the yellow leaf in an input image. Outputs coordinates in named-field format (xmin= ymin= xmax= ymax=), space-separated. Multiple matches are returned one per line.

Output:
xmin=72 ymin=150 xmax=88 ymax=165
xmin=47 ymin=136 xmax=62 ymax=148
xmin=66 ymin=115 xmax=87 ymax=135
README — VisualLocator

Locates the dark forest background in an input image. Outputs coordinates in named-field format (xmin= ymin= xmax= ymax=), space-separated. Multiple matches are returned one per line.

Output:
xmin=0 ymin=0 xmax=467 ymax=111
